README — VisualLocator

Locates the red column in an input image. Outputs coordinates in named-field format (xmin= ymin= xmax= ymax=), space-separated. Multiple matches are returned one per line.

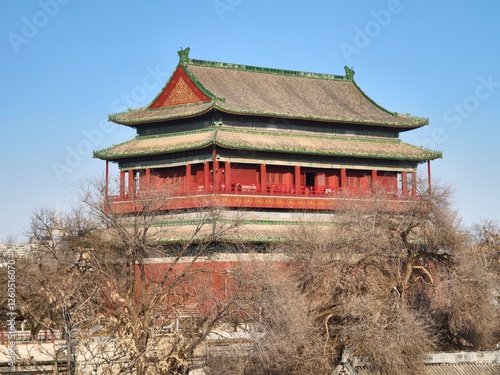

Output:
xmin=294 ymin=166 xmax=301 ymax=194
xmin=225 ymin=162 xmax=231 ymax=192
xmin=411 ymin=171 xmax=417 ymax=198
xmin=128 ymin=170 xmax=135 ymax=198
xmin=260 ymin=164 xmax=267 ymax=193
xmin=340 ymin=168 xmax=347 ymax=191
xmin=204 ymin=162 xmax=210 ymax=192
xmin=105 ymin=161 xmax=109 ymax=201
xmin=145 ymin=168 xmax=151 ymax=190
xmin=213 ymin=148 xmax=219 ymax=192
xmin=371 ymin=170 xmax=377 ymax=193
xmin=427 ymin=161 xmax=432 ymax=195
xmin=186 ymin=164 xmax=192 ymax=193
xmin=119 ymin=170 xmax=126 ymax=199
xmin=402 ymin=171 xmax=408 ymax=196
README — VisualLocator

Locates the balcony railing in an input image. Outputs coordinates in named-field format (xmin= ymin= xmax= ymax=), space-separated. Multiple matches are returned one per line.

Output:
xmin=107 ymin=183 xmax=416 ymax=213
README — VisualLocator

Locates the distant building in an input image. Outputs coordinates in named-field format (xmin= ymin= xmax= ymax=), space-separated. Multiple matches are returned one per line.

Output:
xmin=332 ymin=350 xmax=500 ymax=374
xmin=0 ymin=243 xmax=37 ymax=264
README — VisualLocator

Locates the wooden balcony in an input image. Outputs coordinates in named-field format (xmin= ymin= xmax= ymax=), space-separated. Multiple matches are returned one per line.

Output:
xmin=106 ymin=184 xmax=416 ymax=214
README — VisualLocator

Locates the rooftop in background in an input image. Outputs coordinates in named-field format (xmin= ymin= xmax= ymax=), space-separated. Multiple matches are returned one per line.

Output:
xmin=332 ymin=350 xmax=500 ymax=375
xmin=0 ymin=242 xmax=37 ymax=262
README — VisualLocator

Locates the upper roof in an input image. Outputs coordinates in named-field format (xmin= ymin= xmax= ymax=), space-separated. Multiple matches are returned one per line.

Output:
xmin=109 ymin=48 xmax=428 ymax=129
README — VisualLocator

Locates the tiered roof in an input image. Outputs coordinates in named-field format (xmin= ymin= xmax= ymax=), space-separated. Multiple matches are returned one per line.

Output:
xmin=96 ymin=48 xmax=441 ymax=162
xmin=108 ymin=48 xmax=428 ymax=129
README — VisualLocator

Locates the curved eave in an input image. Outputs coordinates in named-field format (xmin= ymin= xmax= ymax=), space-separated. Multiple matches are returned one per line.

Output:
xmin=93 ymin=130 xmax=216 ymax=161
xmin=108 ymin=101 xmax=214 ymax=126
xmin=107 ymin=102 xmax=427 ymax=129
xmin=94 ymin=142 xmax=212 ymax=161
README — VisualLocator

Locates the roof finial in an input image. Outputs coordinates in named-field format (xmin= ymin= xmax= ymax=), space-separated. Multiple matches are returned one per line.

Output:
xmin=344 ymin=66 xmax=355 ymax=80
xmin=178 ymin=47 xmax=190 ymax=64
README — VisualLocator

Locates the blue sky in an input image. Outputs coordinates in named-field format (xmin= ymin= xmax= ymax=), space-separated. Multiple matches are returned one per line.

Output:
xmin=1 ymin=0 xmax=499 ymax=240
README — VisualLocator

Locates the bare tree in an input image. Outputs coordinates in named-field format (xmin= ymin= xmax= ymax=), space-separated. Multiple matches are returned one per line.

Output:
xmin=2 ymin=175 xmax=252 ymax=374
xmin=10 ymin=177 xmax=498 ymax=374
xmin=215 ymin=260 xmax=331 ymax=375
xmin=83 ymin=178 xmax=241 ymax=373
xmin=471 ymin=219 xmax=500 ymax=277
xmin=6 ymin=205 xmax=101 ymax=374
xmin=469 ymin=218 xmax=500 ymax=343
xmin=229 ymin=183 xmax=499 ymax=375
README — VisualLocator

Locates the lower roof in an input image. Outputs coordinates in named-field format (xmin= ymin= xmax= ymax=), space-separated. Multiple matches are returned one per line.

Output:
xmin=94 ymin=127 xmax=441 ymax=163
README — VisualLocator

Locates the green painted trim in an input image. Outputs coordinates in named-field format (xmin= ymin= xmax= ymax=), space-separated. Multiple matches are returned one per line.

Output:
xmin=187 ymin=58 xmax=347 ymax=81
xmin=181 ymin=63 xmax=219 ymax=101
xmin=152 ymin=236 xmax=287 ymax=244
xmin=150 ymin=219 xmax=335 ymax=227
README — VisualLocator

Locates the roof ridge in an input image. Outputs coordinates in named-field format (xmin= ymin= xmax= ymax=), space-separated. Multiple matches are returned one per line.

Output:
xmin=186 ymin=58 xmax=347 ymax=81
